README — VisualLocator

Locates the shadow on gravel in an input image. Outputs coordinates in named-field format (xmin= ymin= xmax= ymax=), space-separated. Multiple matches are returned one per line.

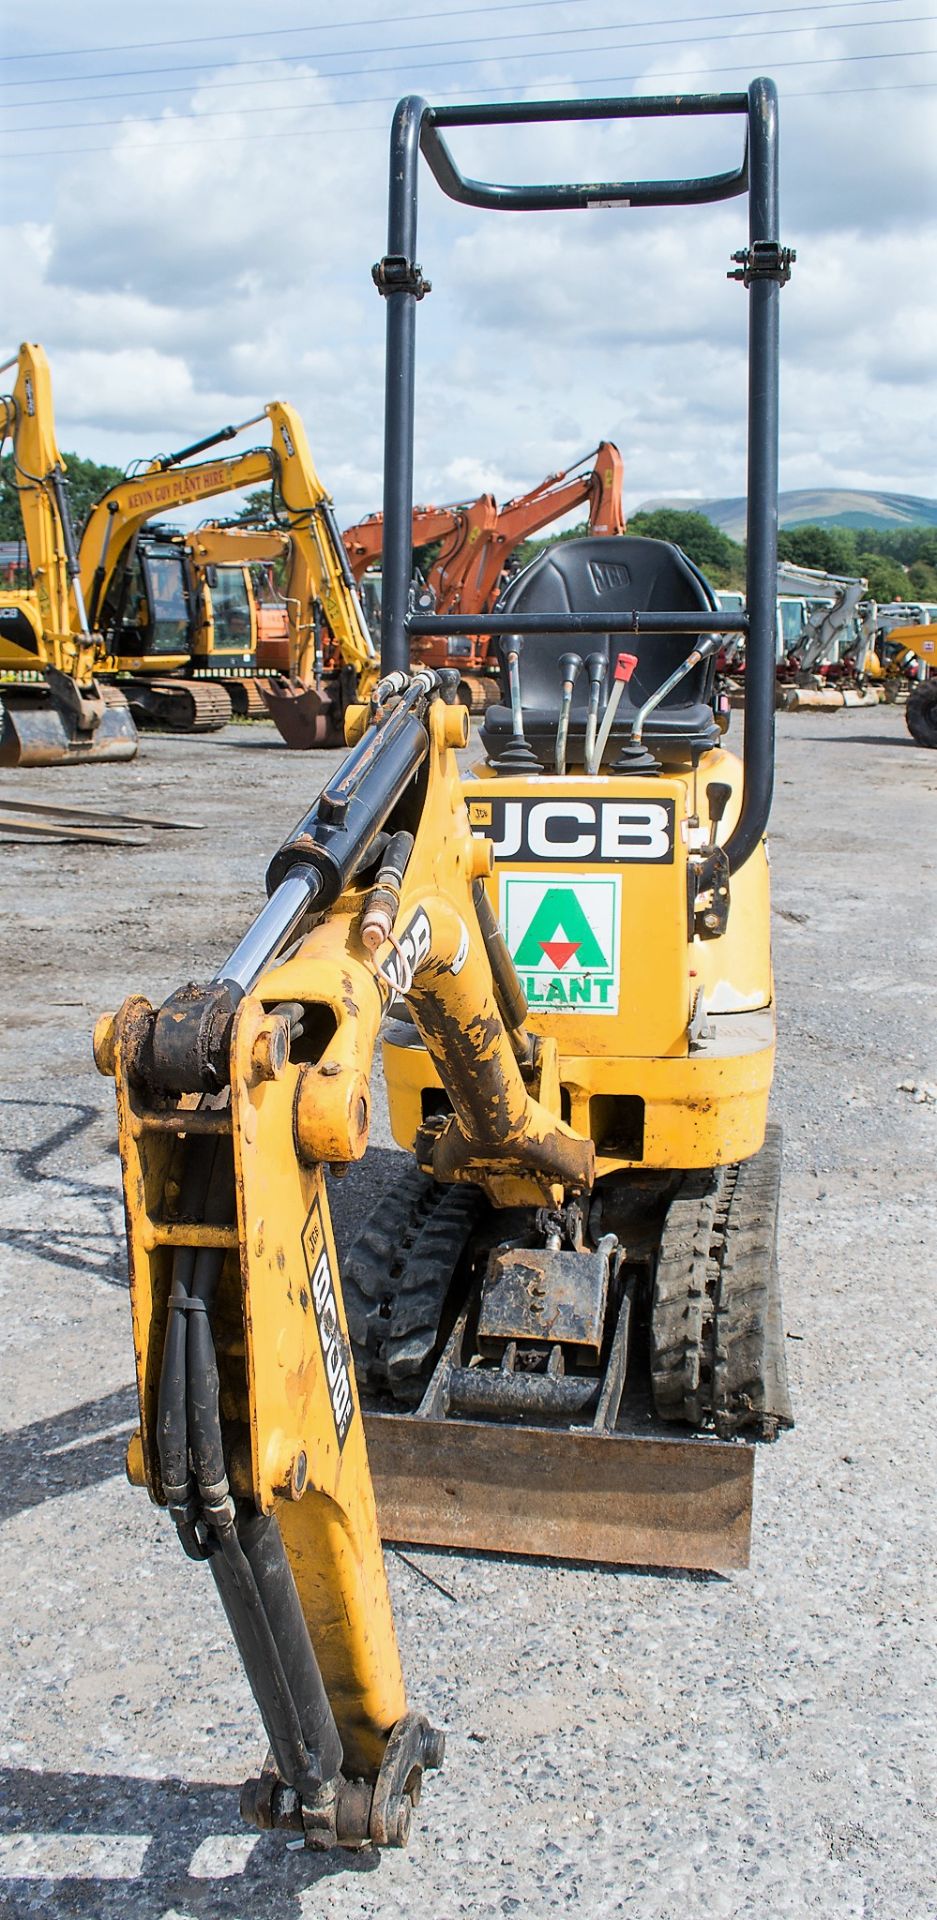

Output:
xmin=798 ymin=730 xmax=920 ymax=749
xmin=0 ymin=1096 xmax=126 ymax=1284
xmin=0 ymin=1387 xmax=138 ymax=1522
xmin=0 ymin=1766 xmax=378 ymax=1919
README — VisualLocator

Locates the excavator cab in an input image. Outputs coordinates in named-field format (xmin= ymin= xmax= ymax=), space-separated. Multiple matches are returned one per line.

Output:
xmin=101 ymin=535 xmax=195 ymax=661
xmin=99 ymin=80 xmax=795 ymax=1851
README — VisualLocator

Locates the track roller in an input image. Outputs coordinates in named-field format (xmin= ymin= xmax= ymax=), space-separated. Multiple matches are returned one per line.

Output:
xmin=126 ymin=678 xmax=232 ymax=732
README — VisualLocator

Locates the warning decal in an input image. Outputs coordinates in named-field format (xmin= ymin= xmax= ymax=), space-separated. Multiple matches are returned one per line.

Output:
xmin=501 ymin=873 xmax=621 ymax=1015
xmin=301 ymin=1196 xmax=356 ymax=1450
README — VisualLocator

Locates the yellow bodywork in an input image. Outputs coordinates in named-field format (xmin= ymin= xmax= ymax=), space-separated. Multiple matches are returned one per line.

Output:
xmin=385 ymin=743 xmax=774 ymax=1174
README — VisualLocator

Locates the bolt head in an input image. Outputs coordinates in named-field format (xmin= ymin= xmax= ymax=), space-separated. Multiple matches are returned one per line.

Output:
xmin=251 ymin=1016 xmax=289 ymax=1082
xmin=92 ymin=1011 xmax=118 ymax=1077
xmin=389 ymin=1795 xmax=412 ymax=1847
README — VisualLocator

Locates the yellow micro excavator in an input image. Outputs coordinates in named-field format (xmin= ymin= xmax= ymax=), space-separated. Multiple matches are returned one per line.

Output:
xmin=80 ymin=407 xmax=376 ymax=740
xmin=0 ymin=344 xmax=138 ymax=766
xmin=98 ymin=81 xmax=794 ymax=1852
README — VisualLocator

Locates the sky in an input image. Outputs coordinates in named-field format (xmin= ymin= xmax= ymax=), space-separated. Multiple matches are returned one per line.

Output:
xmin=1 ymin=0 xmax=935 ymax=528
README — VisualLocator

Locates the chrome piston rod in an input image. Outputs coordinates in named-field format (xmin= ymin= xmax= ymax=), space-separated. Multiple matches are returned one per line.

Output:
xmin=216 ymin=863 xmax=323 ymax=994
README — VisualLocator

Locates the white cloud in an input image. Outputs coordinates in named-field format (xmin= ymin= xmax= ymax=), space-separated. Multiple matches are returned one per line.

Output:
xmin=2 ymin=5 xmax=934 ymax=518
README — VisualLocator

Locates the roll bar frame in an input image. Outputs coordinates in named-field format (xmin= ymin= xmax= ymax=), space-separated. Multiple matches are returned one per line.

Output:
xmin=376 ymin=80 xmax=791 ymax=872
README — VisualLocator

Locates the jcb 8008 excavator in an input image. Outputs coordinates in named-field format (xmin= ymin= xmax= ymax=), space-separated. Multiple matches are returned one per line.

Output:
xmin=0 ymin=344 xmax=138 ymax=766
xmin=98 ymin=81 xmax=793 ymax=1853
xmin=80 ymin=406 xmax=376 ymax=740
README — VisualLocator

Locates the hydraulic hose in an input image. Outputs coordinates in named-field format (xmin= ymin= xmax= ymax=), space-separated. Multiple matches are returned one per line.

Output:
xmin=181 ymin=1143 xmax=344 ymax=1796
xmin=156 ymin=1134 xmax=220 ymax=1559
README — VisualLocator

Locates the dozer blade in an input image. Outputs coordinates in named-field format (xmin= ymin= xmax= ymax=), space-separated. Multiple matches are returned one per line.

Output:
xmin=0 ymin=682 xmax=138 ymax=768
xmin=257 ymin=673 xmax=344 ymax=748
xmin=364 ymin=1411 xmax=753 ymax=1573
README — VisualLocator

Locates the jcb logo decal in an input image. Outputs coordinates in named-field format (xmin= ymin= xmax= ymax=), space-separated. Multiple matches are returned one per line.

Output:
xmin=473 ymin=796 xmax=673 ymax=864
xmin=301 ymin=1197 xmax=355 ymax=1450
xmin=377 ymin=907 xmax=431 ymax=995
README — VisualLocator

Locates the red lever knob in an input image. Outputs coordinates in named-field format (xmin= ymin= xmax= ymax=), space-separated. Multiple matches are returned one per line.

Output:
xmin=614 ymin=652 xmax=638 ymax=682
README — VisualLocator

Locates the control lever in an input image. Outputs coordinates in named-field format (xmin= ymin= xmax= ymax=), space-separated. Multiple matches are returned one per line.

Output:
xmin=495 ymin=634 xmax=540 ymax=771
xmin=706 ymin=780 xmax=732 ymax=843
xmin=554 ymin=652 xmax=583 ymax=776
xmin=582 ymin=653 xmax=607 ymax=775
xmin=591 ymin=651 xmax=638 ymax=772
xmin=617 ymin=632 xmax=721 ymax=772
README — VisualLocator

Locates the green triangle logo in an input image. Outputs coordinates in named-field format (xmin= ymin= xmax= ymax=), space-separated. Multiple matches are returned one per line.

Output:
xmin=513 ymin=887 xmax=608 ymax=970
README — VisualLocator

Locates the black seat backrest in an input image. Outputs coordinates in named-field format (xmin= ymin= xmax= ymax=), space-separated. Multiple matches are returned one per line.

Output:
xmin=481 ymin=535 xmax=721 ymax=768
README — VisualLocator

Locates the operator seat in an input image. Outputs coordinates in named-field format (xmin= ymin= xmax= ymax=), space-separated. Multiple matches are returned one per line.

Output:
xmin=480 ymin=535 xmax=722 ymax=769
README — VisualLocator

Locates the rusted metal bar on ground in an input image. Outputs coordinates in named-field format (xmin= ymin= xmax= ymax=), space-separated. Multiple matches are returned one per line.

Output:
xmin=0 ymin=798 xmax=203 ymax=829
xmin=0 ymin=798 xmax=204 ymax=845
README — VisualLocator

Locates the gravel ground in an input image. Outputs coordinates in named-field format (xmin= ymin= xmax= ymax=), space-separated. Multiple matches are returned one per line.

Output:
xmin=0 ymin=705 xmax=934 ymax=1920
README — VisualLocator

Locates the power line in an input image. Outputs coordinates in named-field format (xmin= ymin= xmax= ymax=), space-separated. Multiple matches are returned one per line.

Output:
xmin=3 ymin=38 xmax=931 ymax=136
xmin=0 ymin=0 xmax=913 ymax=87
xmin=1 ymin=6 xmax=920 ymax=112
xmin=2 ymin=66 xmax=932 ymax=161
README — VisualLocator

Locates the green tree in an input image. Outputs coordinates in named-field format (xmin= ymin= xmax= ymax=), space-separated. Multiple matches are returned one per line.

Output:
xmin=907 ymin=559 xmax=937 ymax=600
xmin=627 ymin=508 xmax=746 ymax=586
xmin=0 ymin=449 xmax=124 ymax=541
xmin=235 ymin=486 xmax=276 ymax=523
xmin=515 ymin=507 xmax=747 ymax=588
xmin=777 ymin=524 xmax=860 ymax=574
xmin=863 ymin=555 xmax=909 ymax=603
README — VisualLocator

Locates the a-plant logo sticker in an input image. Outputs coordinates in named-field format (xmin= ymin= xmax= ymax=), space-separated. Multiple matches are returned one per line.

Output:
xmin=501 ymin=873 xmax=621 ymax=1014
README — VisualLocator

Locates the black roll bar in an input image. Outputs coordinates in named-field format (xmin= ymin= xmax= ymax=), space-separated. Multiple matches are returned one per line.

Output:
xmin=377 ymin=79 xmax=791 ymax=873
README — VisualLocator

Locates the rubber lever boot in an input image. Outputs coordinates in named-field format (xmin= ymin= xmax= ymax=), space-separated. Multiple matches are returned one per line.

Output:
xmin=554 ymin=652 xmax=583 ymax=776
xmin=495 ymin=633 xmax=540 ymax=772
xmin=583 ymin=652 xmax=608 ymax=774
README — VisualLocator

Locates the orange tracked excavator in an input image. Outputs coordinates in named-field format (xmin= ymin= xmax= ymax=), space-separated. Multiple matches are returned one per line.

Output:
xmin=265 ymin=445 xmax=625 ymax=742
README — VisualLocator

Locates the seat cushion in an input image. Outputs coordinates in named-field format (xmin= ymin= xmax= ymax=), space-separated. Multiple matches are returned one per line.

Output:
xmin=480 ymin=535 xmax=721 ymax=768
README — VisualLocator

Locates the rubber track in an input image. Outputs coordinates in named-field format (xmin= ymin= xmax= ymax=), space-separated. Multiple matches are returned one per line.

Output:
xmin=342 ymin=1171 xmax=481 ymax=1401
xmin=651 ymin=1125 xmax=793 ymax=1439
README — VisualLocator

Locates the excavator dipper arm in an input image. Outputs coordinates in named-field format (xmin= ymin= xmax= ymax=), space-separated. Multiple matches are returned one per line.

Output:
xmin=95 ymin=673 xmax=590 ymax=1848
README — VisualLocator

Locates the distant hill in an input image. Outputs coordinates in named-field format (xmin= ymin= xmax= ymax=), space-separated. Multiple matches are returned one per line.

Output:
xmin=639 ymin=489 xmax=937 ymax=542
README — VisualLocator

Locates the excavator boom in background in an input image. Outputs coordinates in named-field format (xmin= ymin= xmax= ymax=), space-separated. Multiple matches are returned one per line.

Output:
xmin=0 ymin=344 xmax=138 ymax=766
xmin=334 ymin=443 xmax=626 ymax=719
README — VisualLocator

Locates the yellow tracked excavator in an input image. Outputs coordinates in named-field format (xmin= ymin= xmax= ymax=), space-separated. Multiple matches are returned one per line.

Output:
xmin=0 ymin=344 xmax=138 ymax=766
xmin=80 ymin=405 xmax=376 ymax=740
xmin=98 ymin=81 xmax=794 ymax=1853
